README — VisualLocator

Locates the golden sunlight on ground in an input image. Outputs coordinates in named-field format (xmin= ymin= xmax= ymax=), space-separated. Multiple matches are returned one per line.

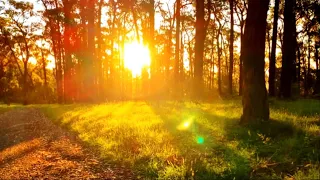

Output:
xmin=124 ymin=42 xmax=151 ymax=77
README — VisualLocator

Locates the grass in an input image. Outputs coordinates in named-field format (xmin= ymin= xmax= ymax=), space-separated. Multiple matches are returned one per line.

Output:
xmin=38 ymin=99 xmax=320 ymax=179
xmin=0 ymin=104 xmax=23 ymax=115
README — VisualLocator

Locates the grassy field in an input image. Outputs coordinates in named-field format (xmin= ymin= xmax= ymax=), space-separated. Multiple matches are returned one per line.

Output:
xmin=0 ymin=104 xmax=22 ymax=115
xmin=38 ymin=99 xmax=320 ymax=179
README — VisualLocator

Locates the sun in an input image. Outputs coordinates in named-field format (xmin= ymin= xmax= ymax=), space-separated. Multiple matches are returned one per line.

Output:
xmin=124 ymin=42 xmax=151 ymax=77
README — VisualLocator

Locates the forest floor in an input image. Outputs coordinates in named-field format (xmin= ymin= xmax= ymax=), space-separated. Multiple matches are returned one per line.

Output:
xmin=0 ymin=108 xmax=135 ymax=179
xmin=0 ymin=99 xmax=320 ymax=179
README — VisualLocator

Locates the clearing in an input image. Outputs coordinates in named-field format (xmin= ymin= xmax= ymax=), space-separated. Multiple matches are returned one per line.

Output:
xmin=0 ymin=99 xmax=319 ymax=179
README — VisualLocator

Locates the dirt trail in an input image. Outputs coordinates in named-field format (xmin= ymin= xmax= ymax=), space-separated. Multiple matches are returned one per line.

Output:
xmin=0 ymin=108 xmax=135 ymax=179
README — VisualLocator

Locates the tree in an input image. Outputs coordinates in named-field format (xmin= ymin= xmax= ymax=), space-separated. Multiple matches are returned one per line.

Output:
xmin=279 ymin=0 xmax=296 ymax=98
xmin=193 ymin=0 xmax=205 ymax=98
xmin=269 ymin=0 xmax=280 ymax=97
xmin=86 ymin=0 xmax=96 ymax=102
xmin=235 ymin=0 xmax=247 ymax=95
xmin=4 ymin=1 xmax=39 ymax=104
xmin=228 ymin=0 xmax=234 ymax=95
xmin=62 ymin=0 xmax=75 ymax=103
xmin=174 ymin=0 xmax=181 ymax=97
xmin=240 ymin=0 xmax=270 ymax=124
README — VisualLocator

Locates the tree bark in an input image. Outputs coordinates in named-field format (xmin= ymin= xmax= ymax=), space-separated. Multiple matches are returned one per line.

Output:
xmin=193 ymin=0 xmax=206 ymax=99
xmin=269 ymin=0 xmax=280 ymax=97
xmin=240 ymin=0 xmax=270 ymax=124
xmin=228 ymin=0 xmax=234 ymax=95
xmin=85 ymin=0 xmax=96 ymax=102
xmin=239 ymin=26 xmax=244 ymax=96
xmin=279 ymin=0 xmax=296 ymax=98
xmin=97 ymin=0 xmax=104 ymax=100
xmin=149 ymin=0 xmax=156 ymax=97
xmin=63 ymin=0 xmax=74 ymax=103
xmin=174 ymin=0 xmax=181 ymax=97
xmin=41 ymin=48 xmax=48 ymax=101
xmin=217 ymin=29 xmax=222 ymax=95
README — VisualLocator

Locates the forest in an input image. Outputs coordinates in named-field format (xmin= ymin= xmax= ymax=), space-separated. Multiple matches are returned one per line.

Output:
xmin=0 ymin=0 xmax=320 ymax=179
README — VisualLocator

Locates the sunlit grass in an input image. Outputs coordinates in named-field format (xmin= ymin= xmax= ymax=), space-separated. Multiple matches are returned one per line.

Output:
xmin=39 ymin=99 xmax=320 ymax=179
xmin=0 ymin=104 xmax=23 ymax=115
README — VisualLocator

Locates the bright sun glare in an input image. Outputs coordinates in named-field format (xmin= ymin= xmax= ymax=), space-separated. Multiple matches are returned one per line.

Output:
xmin=124 ymin=42 xmax=151 ymax=77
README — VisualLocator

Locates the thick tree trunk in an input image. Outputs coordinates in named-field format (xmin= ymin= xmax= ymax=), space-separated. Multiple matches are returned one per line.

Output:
xmin=269 ymin=0 xmax=280 ymax=97
xmin=63 ymin=1 xmax=74 ymax=103
xmin=240 ymin=0 xmax=270 ymax=124
xmin=279 ymin=0 xmax=296 ymax=98
xmin=193 ymin=0 xmax=206 ymax=99
xmin=228 ymin=0 xmax=234 ymax=95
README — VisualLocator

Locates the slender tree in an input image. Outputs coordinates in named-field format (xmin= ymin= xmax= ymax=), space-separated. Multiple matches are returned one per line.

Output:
xmin=228 ymin=0 xmax=234 ymax=95
xmin=174 ymin=0 xmax=181 ymax=97
xmin=269 ymin=0 xmax=280 ymax=97
xmin=279 ymin=0 xmax=296 ymax=98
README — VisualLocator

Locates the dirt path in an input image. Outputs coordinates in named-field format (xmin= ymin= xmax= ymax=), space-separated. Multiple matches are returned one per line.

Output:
xmin=0 ymin=108 xmax=135 ymax=179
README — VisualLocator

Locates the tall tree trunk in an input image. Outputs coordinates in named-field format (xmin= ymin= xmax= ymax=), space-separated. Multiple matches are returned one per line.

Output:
xmin=240 ymin=0 xmax=270 ymax=124
xmin=269 ymin=0 xmax=280 ymax=97
xmin=314 ymin=45 xmax=320 ymax=95
xmin=149 ymin=0 xmax=155 ymax=97
xmin=239 ymin=23 xmax=244 ymax=95
xmin=279 ymin=0 xmax=296 ymax=98
xmin=174 ymin=0 xmax=180 ymax=91
xmin=63 ymin=0 xmax=74 ymax=103
xmin=85 ymin=0 xmax=95 ymax=102
xmin=193 ymin=0 xmax=206 ymax=99
xmin=210 ymin=30 xmax=215 ymax=90
xmin=109 ymin=0 xmax=117 ymax=99
xmin=297 ymin=44 xmax=301 ymax=94
xmin=303 ymin=57 xmax=308 ymax=97
xmin=97 ymin=0 xmax=104 ymax=100
xmin=228 ymin=0 xmax=234 ymax=95
xmin=180 ymin=29 xmax=184 ymax=82
xmin=41 ymin=0 xmax=63 ymax=103
xmin=23 ymin=61 xmax=29 ymax=105
xmin=217 ymin=29 xmax=222 ymax=95
xmin=315 ymin=45 xmax=319 ymax=71
xmin=41 ymin=48 xmax=48 ymax=101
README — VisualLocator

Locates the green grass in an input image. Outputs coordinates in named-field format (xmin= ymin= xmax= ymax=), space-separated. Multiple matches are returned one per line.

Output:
xmin=38 ymin=99 xmax=320 ymax=179
xmin=0 ymin=104 xmax=23 ymax=115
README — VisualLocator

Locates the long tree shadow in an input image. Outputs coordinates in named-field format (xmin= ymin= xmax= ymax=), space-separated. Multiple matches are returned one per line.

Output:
xmin=147 ymin=101 xmax=251 ymax=179
xmin=148 ymin=101 xmax=320 ymax=179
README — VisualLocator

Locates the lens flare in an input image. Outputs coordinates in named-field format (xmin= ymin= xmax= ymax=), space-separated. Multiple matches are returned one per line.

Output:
xmin=183 ymin=122 xmax=190 ymax=128
xmin=177 ymin=118 xmax=193 ymax=130
xmin=196 ymin=136 xmax=204 ymax=144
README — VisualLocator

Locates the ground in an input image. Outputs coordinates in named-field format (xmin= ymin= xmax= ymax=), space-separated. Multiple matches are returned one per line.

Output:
xmin=0 ymin=99 xmax=319 ymax=179
xmin=0 ymin=108 xmax=134 ymax=179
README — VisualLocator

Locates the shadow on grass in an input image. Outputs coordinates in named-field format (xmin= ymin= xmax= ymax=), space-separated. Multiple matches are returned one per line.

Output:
xmin=148 ymin=101 xmax=320 ymax=179
xmin=37 ymin=101 xmax=320 ymax=179
xmin=147 ymin=101 xmax=250 ymax=179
